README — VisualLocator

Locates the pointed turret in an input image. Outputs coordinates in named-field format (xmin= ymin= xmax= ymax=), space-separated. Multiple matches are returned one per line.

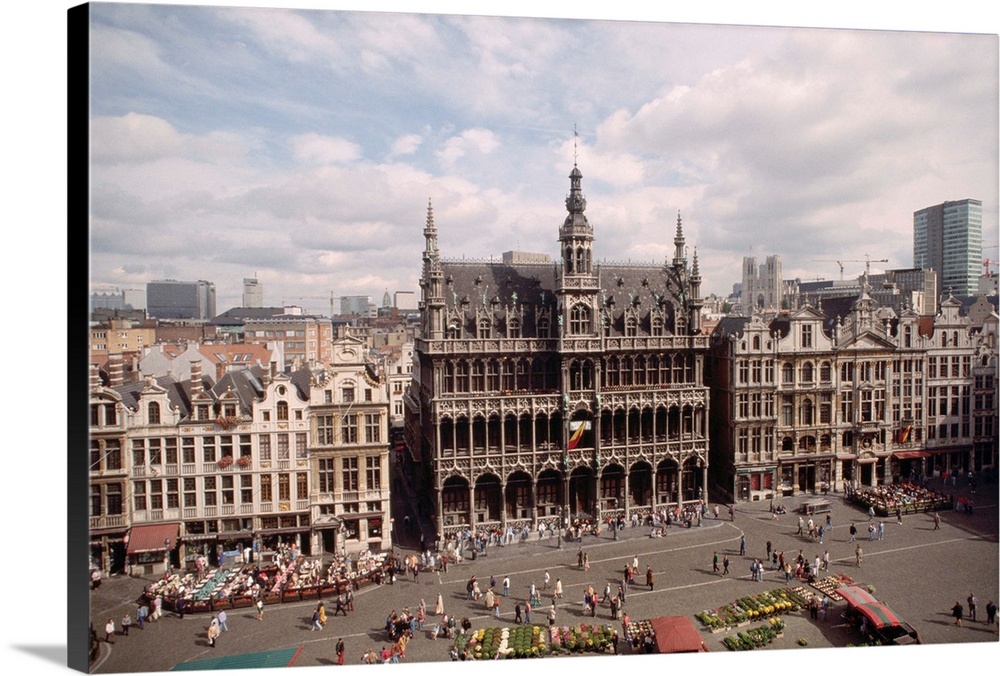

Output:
xmin=673 ymin=211 xmax=686 ymax=269
xmin=420 ymin=198 xmax=446 ymax=339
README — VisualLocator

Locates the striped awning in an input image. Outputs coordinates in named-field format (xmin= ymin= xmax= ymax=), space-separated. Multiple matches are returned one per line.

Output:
xmin=893 ymin=451 xmax=930 ymax=460
xmin=857 ymin=602 xmax=903 ymax=629
xmin=838 ymin=585 xmax=879 ymax=609
xmin=126 ymin=522 xmax=180 ymax=554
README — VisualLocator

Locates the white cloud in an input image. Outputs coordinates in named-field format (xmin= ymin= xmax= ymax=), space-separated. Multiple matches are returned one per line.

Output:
xmin=291 ymin=133 xmax=362 ymax=164
xmin=390 ymin=133 xmax=423 ymax=156
xmin=436 ymin=128 xmax=501 ymax=168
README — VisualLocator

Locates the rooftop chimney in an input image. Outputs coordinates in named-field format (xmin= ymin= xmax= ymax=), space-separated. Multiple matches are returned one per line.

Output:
xmin=190 ymin=360 xmax=203 ymax=396
xmin=108 ymin=353 xmax=124 ymax=387
xmin=90 ymin=363 xmax=101 ymax=390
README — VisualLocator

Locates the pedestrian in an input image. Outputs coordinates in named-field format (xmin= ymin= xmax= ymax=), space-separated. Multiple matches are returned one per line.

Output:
xmin=207 ymin=618 xmax=219 ymax=648
xmin=849 ymin=523 xmax=857 ymax=542
xmin=336 ymin=638 xmax=345 ymax=666
xmin=985 ymin=600 xmax=997 ymax=626
xmin=493 ymin=594 xmax=501 ymax=619
xmin=821 ymin=596 xmax=830 ymax=621
xmin=796 ymin=516 xmax=804 ymax=535
xmin=766 ymin=540 xmax=772 ymax=560
xmin=514 ymin=602 xmax=522 ymax=624
xmin=823 ymin=550 xmax=830 ymax=571
xmin=868 ymin=505 xmax=875 ymax=521
xmin=896 ymin=507 xmax=903 ymax=525
xmin=877 ymin=521 xmax=884 ymax=541
xmin=334 ymin=594 xmax=348 ymax=617
xmin=739 ymin=535 xmax=746 ymax=556
xmin=136 ymin=603 xmax=147 ymax=630
xmin=218 ymin=609 xmax=229 ymax=631
xmin=968 ymin=593 xmax=978 ymax=622
xmin=120 ymin=613 xmax=131 ymax=636
xmin=952 ymin=601 xmax=964 ymax=626
xmin=104 ymin=618 xmax=115 ymax=643
xmin=345 ymin=587 xmax=354 ymax=612
xmin=933 ymin=512 xmax=941 ymax=530
xmin=524 ymin=602 xmax=531 ymax=625
xmin=783 ymin=563 xmax=791 ymax=584
xmin=583 ymin=552 xmax=590 ymax=571
xmin=543 ymin=571 xmax=550 ymax=589
xmin=646 ymin=565 xmax=654 ymax=591
xmin=256 ymin=598 xmax=264 ymax=621
xmin=548 ymin=603 xmax=556 ymax=626
xmin=503 ymin=576 xmax=510 ymax=597
xmin=855 ymin=544 xmax=863 ymax=567
xmin=312 ymin=607 xmax=323 ymax=631
xmin=612 ymin=630 xmax=620 ymax=654
xmin=712 ymin=551 xmax=719 ymax=574
xmin=771 ymin=551 xmax=779 ymax=569
xmin=722 ymin=556 xmax=730 ymax=576
xmin=818 ymin=525 xmax=824 ymax=544
xmin=417 ymin=602 xmax=425 ymax=630
xmin=729 ymin=505 xmax=735 ymax=521
xmin=578 ymin=548 xmax=584 ymax=569
xmin=713 ymin=505 xmax=720 ymax=519
xmin=554 ymin=578 xmax=563 ymax=599
xmin=868 ymin=523 xmax=875 ymax=541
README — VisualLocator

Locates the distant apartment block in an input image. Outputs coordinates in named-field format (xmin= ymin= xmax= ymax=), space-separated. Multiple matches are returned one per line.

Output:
xmin=147 ymin=279 xmax=217 ymax=320
xmin=914 ymin=199 xmax=982 ymax=296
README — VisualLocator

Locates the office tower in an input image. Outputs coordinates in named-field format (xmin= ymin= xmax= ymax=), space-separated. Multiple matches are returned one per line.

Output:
xmin=147 ymin=279 xmax=217 ymax=319
xmin=913 ymin=199 xmax=982 ymax=297
xmin=243 ymin=277 xmax=263 ymax=308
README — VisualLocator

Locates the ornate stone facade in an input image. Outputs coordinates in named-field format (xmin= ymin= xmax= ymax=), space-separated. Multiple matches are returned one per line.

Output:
xmin=409 ymin=165 xmax=710 ymax=538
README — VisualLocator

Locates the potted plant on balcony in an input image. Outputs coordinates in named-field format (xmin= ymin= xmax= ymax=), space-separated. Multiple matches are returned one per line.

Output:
xmin=217 ymin=455 xmax=234 ymax=469
xmin=236 ymin=455 xmax=252 ymax=468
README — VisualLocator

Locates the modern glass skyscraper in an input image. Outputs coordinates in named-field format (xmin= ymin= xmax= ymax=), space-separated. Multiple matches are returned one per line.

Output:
xmin=913 ymin=199 xmax=982 ymax=297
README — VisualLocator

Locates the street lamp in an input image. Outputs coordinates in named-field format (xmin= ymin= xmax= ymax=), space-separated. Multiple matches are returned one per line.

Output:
xmin=557 ymin=506 xmax=563 ymax=550
xmin=612 ymin=497 xmax=618 ymax=540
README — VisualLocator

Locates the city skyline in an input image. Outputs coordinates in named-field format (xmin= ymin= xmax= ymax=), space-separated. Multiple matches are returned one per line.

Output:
xmin=87 ymin=2 xmax=998 ymax=316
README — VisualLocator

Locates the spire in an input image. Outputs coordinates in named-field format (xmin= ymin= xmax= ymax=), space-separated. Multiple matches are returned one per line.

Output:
xmin=691 ymin=247 xmax=701 ymax=282
xmin=673 ymin=211 xmax=686 ymax=267
xmin=423 ymin=198 xmax=438 ymax=256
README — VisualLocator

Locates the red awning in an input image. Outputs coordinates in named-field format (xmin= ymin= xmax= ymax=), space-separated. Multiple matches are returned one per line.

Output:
xmin=838 ymin=585 xmax=879 ymax=609
xmin=126 ymin=522 xmax=180 ymax=554
xmin=857 ymin=603 xmax=902 ymax=629
xmin=893 ymin=451 xmax=931 ymax=460
xmin=650 ymin=615 xmax=709 ymax=653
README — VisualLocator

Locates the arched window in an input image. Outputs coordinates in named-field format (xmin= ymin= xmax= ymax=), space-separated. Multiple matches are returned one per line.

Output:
xmin=800 ymin=399 xmax=813 ymax=425
xmin=782 ymin=363 xmax=794 ymax=384
xmin=477 ymin=317 xmax=491 ymax=339
xmin=570 ymin=304 xmax=590 ymax=335
xmin=507 ymin=316 xmax=521 ymax=339
xmin=147 ymin=401 xmax=160 ymax=424
xmin=277 ymin=400 xmax=289 ymax=421
xmin=800 ymin=362 xmax=814 ymax=383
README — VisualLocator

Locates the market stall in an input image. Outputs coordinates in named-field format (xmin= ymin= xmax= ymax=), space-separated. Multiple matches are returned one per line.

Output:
xmin=649 ymin=616 xmax=709 ymax=653
xmin=837 ymin=584 xmax=920 ymax=645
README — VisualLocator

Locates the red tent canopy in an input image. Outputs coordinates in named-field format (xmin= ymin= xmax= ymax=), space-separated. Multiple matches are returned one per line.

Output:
xmin=649 ymin=615 xmax=709 ymax=653
xmin=857 ymin=603 xmax=903 ymax=629
xmin=838 ymin=585 xmax=878 ymax=609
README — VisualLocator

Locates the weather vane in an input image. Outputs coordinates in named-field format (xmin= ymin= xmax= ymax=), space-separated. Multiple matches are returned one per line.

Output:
xmin=572 ymin=124 xmax=579 ymax=165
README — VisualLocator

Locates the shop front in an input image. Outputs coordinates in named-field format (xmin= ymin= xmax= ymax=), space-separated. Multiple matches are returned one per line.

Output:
xmin=125 ymin=522 xmax=179 ymax=576
xmin=735 ymin=466 xmax=776 ymax=502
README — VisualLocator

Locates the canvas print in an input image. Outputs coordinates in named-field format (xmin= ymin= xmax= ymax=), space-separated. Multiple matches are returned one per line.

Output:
xmin=73 ymin=2 xmax=999 ymax=674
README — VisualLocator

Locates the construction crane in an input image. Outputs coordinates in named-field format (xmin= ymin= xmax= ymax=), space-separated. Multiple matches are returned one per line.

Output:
xmin=281 ymin=291 xmax=336 ymax=317
xmin=984 ymin=244 xmax=999 ymax=276
xmin=812 ymin=254 xmax=889 ymax=282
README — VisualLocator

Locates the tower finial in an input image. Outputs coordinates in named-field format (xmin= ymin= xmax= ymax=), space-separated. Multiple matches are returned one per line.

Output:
xmin=573 ymin=124 xmax=579 ymax=166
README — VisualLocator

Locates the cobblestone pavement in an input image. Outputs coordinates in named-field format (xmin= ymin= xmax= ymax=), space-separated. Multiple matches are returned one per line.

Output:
xmin=88 ymin=477 xmax=998 ymax=672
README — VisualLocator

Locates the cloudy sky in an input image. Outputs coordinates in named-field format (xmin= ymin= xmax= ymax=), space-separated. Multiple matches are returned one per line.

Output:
xmin=87 ymin=2 xmax=998 ymax=314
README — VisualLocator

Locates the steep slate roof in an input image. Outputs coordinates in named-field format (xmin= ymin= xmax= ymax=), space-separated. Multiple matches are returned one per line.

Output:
xmin=439 ymin=258 xmax=690 ymax=337
xmin=112 ymin=374 xmax=203 ymax=417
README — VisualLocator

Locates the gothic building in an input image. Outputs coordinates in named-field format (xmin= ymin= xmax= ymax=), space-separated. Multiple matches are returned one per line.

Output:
xmin=407 ymin=165 xmax=710 ymax=540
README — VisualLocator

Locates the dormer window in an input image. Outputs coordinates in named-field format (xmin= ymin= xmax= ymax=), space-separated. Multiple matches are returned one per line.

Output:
xmin=147 ymin=401 xmax=161 ymax=424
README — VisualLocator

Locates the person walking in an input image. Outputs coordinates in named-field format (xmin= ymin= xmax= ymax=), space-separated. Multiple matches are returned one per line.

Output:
xmin=868 ymin=505 xmax=875 ymax=521
xmin=968 ymin=593 xmax=978 ymax=622
xmin=554 ymin=578 xmax=563 ymax=599
xmin=645 ymin=565 xmax=654 ymax=591
xmin=796 ymin=516 xmax=804 ymax=536
xmin=868 ymin=523 xmax=875 ymax=541
xmin=602 ymin=582 xmax=612 ymax=604
xmin=739 ymin=535 xmax=746 ymax=556
xmin=612 ymin=630 xmax=620 ymax=654
xmin=502 ymin=576 xmax=510 ymax=597
xmin=207 ymin=617 xmax=219 ymax=647
xmin=136 ymin=604 xmax=148 ymax=630
xmin=712 ymin=551 xmax=719 ymax=574
xmin=548 ymin=602 xmax=557 ymax=627
xmin=985 ymin=600 xmax=996 ymax=626
xmin=336 ymin=638 xmax=345 ymax=666
xmin=729 ymin=505 xmax=735 ymax=521
xmin=877 ymin=521 xmax=884 ymax=541
xmin=583 ymin=552 xmax=590 ymax=571
xmin=256 ymin=598 xmax=264 ymax=621
xmin=218 ymin=609 xmax=229 ymax=632
xmin=849 ymin=523 xmax=857 ymax=542
xmin=524 ymin=602 xmax=531 ymax=625
xmin=933 ymin=512 xmax=941 ymax=530
xmin=543 ymin=571 xmax=550 ymax=590
xmin=855 ymin=543 xmax=863 ymax=567
xmin=120 ymin=613 xmax=131 ymax=637
xmin=311 ymin=607 xmax=323 ymax=631
xmin=435 ymin=593 xmax=443 ymax=616
xmin=104 ymin=618 xmax=115 ymax=644
xmin=766 ymin=540 xmax=772 ymax=561
xmin=952 ymin=601 xmax=964 ymax=626
xmin=334 ymin=594 xmax=348 ymax=617
xmin=722 ymin=556 xmax=730 ymax=576
xmin=822 ymin=550 xmax=830 ymax=571
xmin=578 ymin=548 xmax=584 ymax=569
xmin=783 ymin=563 xmax=791 ymax=584
xmin=896 ymin=506 xmax=903 ymax=525
xmin=514 ymin=602 xmax=522 ymax=624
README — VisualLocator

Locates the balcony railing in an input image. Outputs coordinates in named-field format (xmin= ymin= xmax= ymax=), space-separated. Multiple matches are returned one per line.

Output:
xmin=90 ymin=514 xmax=125 ymax=530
